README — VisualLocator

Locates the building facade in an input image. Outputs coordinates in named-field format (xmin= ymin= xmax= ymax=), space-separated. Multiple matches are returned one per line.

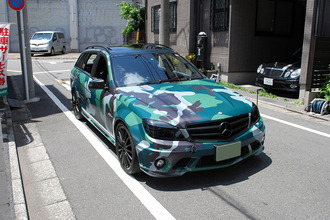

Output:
xmin=1 ymin=0 xmax=329 ymax=105
xmin=144 ymin=0 xmax=329 ymax=105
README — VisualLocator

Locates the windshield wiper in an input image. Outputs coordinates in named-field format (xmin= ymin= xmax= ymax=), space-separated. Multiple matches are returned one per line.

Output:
xmin=138 ymin=77 xmax=182 ymax=85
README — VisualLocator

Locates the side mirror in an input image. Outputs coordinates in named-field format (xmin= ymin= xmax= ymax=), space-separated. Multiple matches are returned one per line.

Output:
xmin=88 ymin=79 xmax=107 ymax=90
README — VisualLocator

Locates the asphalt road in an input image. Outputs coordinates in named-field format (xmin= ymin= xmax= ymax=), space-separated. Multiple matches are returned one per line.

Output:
xmin=7 ymin=57 xmax=330 ymax=220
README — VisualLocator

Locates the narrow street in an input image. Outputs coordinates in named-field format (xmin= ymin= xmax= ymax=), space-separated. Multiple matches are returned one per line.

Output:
xmin=3 ymin=56 xmax=329 ymax=219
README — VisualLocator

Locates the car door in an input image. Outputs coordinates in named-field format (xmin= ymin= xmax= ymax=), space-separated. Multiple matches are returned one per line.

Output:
xmin=72 ymin=52 xmax=98 ymax=112
xmin=88 ymin=53 xmax=115 ymax=137
xmin=52 ymin=33 xmax=59 ymax=52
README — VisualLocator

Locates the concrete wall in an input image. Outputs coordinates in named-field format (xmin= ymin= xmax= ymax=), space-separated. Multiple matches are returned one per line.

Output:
xmin=0 ymin=1 xmax=9 ymax=23
xmin=3 ymin=0 xmax=126 ymax=52
xmin=6 ymin=0 xmax=70 ymax=52
xmin=77 ymin=0 xmax=127 ymax=51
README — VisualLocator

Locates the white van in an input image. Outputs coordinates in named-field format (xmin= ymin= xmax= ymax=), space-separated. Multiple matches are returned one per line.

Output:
xmin=30 ymin=31 xmax=67 ymax=56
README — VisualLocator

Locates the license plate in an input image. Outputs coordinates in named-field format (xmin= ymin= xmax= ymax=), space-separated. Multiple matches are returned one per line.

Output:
xmin=264 ymin=77 xmax=273 ymax=86
xmin=215 ymin=142 xmax=241 ymax=162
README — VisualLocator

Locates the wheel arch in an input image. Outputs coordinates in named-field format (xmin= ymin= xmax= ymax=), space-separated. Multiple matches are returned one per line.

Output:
xmin=114 ymin=106 xmax=145 ymax=147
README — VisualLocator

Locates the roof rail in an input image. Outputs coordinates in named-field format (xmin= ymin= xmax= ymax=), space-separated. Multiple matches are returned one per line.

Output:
xmin=85 ymin=45 xmax=111 ymax=51
xmin=131 ymin=43 xmax=174 ymax=50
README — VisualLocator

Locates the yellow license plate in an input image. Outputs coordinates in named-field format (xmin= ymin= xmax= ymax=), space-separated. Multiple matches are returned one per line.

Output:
xmin=215 ymin=142 xmax=241 ymax=162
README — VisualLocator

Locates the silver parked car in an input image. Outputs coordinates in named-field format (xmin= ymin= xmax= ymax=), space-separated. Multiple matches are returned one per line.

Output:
xmin=30 ymin=31 xmax=67 ymax=56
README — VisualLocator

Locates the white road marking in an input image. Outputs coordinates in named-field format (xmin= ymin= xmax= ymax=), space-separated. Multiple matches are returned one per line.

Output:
xmin=7 ymin=70 xmax=21 ymax=73
xmin=62 ymin=81 xmax=71 ymax=91
xmin=261 ymin=114 xmax=330 ymax=138
xmin=34 ymin=70 xmax=72 ymax=74
xmin=33 ymin=76 xmax=176 ymax=220
xmin=49 ymin=61 xmax=57 ymax=64
xmin=7 ymin=69 xmax=71 ymax=74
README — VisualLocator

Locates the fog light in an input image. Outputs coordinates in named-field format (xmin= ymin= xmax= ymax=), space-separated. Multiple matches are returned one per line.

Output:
xmin=155 ymin=158 xmax=166 ymax=169
xmin=290 ymin=84 xmax=298 ymax=89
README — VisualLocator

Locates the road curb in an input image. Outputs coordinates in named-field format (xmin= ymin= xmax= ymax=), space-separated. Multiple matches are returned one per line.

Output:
xmin=1 ymin=96 xmax=29 ymax=220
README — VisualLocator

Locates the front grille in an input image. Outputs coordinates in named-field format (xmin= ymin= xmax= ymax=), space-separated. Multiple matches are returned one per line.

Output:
xmin=264 ymin=68 xmax=283 ymax=78
xmin=186 ymin=114 xmax=249 ymax=141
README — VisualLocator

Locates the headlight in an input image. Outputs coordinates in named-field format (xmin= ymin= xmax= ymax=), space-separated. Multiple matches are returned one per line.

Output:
xmin=290 ymin=69 xmax=300 ymax=78
xmin=251 ymin=103 xmax=260 ymax=126
xmin=257 ymin=64 xmax=264 ymax=74
xmin=142 ymin=119 xmax=185 ymax=140
xmin=284 ymin=70 xmax=292 ymax=77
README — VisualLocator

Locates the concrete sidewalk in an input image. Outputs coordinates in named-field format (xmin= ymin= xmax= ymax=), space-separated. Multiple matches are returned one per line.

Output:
xmin=0 ymin=96 xmax=28 ymax=220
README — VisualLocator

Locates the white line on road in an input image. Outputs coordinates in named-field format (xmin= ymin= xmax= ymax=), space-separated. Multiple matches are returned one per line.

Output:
xmin=33 ymin=76 xmax=176 ymax=220
xmin=7 ymin=69 xmax=71 ymax=74
xmin=261 ymin=114 xmax=330 ymax=138
xmin=34 ymin=69 xmax=72 ymax=74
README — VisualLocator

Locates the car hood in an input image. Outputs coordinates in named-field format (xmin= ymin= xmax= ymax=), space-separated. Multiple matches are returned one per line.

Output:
xmin=116 ymin=79 xmax=253 ymax=128
xmin=30 ymin=39 xmax=50 ymax=44
xmin=263 ymin=59 xmax=301 ymax=70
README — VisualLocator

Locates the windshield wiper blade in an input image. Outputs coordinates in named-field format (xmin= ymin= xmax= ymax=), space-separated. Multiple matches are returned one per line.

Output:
xmin=138 ymin=77 xmax=184 ymax=86
xmin=138 ymin=80 xmax=162 ymax=85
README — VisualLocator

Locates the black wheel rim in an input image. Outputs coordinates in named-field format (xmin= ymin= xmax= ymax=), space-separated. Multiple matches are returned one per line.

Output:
xmin=116 ymin=126 xmax=133 ymax=169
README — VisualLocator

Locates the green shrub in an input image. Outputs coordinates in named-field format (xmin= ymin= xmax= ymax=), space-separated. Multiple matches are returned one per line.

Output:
xmin=317 ymin=74 xmax=330 ymax=101
xmin=185 ymin=54 xmax=196 ymax=64
xmin=117 ymin=2 xmax=143 ymax=36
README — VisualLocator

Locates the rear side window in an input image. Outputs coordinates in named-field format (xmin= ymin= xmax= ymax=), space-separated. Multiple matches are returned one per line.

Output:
xmin=75 ymin=53 xmax=98 ymax=74
xmin=58 ymin=33 xmax=65 ymax=39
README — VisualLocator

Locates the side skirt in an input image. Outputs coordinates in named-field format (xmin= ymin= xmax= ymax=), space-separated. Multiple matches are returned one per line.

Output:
xmin=81 ymin=108 xmax=116 ymax=145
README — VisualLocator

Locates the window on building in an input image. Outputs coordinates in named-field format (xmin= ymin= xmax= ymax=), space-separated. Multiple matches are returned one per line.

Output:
xmin=255 ymin=0 xmax=294 ymax=36
xmin=211 ymin=0 xmax=230 ymax=31
xmin=151 ymin=1 xmax=177 ymax=33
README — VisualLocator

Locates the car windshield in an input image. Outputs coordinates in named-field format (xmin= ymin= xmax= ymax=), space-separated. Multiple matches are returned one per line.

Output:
xmin=32 ymin=33 xmax=52 ymax=40
xmin=112 ymin=53 xmax=203 ymax=87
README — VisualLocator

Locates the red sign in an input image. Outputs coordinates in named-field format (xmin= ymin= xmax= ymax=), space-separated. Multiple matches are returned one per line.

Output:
xmin=8 ymin=0 xmax=25 ymax=11
xmin=0 ymin=24 xmax=10 ymax=97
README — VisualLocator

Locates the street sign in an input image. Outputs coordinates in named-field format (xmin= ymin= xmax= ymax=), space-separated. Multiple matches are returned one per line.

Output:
xmin=8 ymin=0 xmax=25 ymax=11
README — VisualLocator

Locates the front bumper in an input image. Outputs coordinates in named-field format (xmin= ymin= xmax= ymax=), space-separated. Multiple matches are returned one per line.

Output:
xmin=256 ymin=75 xmax=299 ymax=92
xmin=30 ymin=45 xmax=51 ymax=54
xmin=136 ymin=121 xmax=266 ymax=177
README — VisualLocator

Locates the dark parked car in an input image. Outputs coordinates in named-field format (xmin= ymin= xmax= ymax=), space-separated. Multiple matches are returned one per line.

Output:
xmin=256 ymin=48 xmax=302 ymax=92
xmin=70 ymin=44 xmax=266 ymax=177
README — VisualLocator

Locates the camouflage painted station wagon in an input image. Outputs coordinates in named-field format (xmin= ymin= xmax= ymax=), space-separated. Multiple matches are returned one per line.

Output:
xmin=70 ymin=44 xmax=266 ymax=177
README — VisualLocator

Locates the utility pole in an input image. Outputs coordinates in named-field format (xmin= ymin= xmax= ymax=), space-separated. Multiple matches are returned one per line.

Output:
xmin=17 ymin=5 xmax=34 ymax=101
xmin=159 ymin=0 xmax=170 ymax=46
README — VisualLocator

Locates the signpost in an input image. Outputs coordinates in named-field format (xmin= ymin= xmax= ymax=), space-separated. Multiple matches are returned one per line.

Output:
xmin=7 ymin=0 xmax=34 ymax=102
xmin=8 ymin=0 xmax=25 ymax=11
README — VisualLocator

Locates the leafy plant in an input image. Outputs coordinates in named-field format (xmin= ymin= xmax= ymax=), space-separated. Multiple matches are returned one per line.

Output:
xmin=117 ymin=1 xmax=144 ymax=36
xmin=185 ymin=54 xmax=196 ymax=64
xmin=317 ymin=74 xmax=330 ymax=101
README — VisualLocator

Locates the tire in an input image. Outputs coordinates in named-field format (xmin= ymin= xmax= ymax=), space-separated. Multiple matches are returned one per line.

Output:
xmin=62 ymin=46 xmax=66 ymax=54
xmin=50 ymin=47 xmax=55 ymax=56
xmin=115 ymin=123 xmax=140 ymax=174
xmin=72 ymin=90 xmax=84 ymax=120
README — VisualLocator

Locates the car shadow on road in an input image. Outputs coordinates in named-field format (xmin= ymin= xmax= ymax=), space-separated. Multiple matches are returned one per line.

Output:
xmin=134 ymin=153 xmax=272 ymax=191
